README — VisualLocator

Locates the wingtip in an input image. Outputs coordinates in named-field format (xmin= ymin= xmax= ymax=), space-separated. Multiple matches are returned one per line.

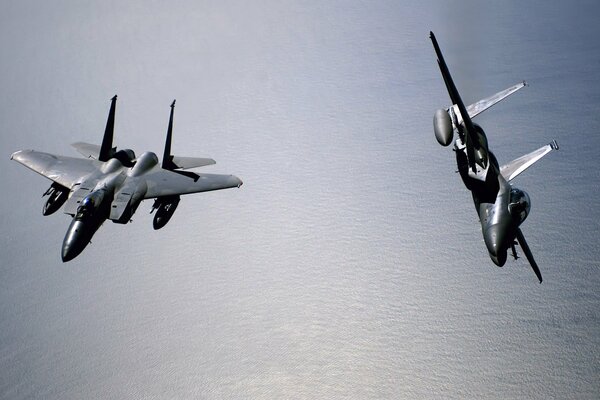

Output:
xmin=9 ymin=149 xmax=27 ymax=160
xmin=111 ymin=94 xmax=117 ymax=101
xmin=171 ymin=99 xmax=176 ymax=108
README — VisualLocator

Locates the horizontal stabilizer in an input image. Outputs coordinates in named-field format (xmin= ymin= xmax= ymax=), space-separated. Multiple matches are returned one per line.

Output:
xmin=170 ymin=156 xmax=216 ymax=170
xmin=500 ymin=140 xmax=559 ymax=182
xmin=71 ymin=142 xmax=102 ymax=159
xmin=448 ymin=82 xmax=527 ymax=128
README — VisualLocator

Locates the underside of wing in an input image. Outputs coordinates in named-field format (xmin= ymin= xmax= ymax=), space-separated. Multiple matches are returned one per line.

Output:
xmin=143 ymin=168 xmax=242 ymax=199
xmin=11 ymin=150 xmax=101 ymax=189
xmin=71 ymin=142 xmax=102 ymax=159
xmin=500 ymin=140 xmax=559 ymax=182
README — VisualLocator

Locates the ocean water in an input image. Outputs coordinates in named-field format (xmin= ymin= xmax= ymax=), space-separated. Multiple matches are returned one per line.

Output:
xmin=1 ymin=1 xmax=599 ymax=398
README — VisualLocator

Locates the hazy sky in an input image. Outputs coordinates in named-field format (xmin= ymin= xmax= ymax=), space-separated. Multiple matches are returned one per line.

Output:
xmin=2 ymin=1 xmax=599 ymax=399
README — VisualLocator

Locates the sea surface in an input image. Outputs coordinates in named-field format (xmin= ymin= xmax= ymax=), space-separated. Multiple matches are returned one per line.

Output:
xmin=1 ymin=1 xmax=599 ymax=399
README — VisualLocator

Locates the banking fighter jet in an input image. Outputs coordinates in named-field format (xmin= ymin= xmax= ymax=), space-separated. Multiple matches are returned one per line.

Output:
xmin=11 ymin=96 xmax=242 ymax=261
xmin=429 ymin=32 xmax=558 ymax=283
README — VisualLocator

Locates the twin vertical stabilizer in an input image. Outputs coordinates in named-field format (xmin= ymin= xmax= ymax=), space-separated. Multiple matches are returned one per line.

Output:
xmin=162 ymin=100 xmax=177 ymax=169
xmin=160 ymin=100 xmax=216 ymax=171
xmin=98 ymin=95 xmax=117 ymax=162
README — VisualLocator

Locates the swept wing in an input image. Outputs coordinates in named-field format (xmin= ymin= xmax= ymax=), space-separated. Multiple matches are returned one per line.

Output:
xmin=143 ymin=169 xmax=242 ymax=199
xmin=448 ymin=82 xmax=527 ymax=129
xmin=10 ymin=150 xmax=100 ymax=189
xmin=500 ymin=140 xmax=559 ymax=182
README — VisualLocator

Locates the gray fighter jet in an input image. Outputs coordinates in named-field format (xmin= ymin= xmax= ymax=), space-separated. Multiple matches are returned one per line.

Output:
xmin=11 ymin=96 xmax=243 ymax=262
xmin=429 ymin=32 xmax=558 ymax=283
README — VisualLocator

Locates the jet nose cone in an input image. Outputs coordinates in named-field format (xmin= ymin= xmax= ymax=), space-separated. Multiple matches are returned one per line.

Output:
xmin=61 ymin=244 xmax=76 ymax=262
xmin=484 ymin=225 xmax=504 ymax=255
xmin=61 ymin=239 xmax=88 ymax=262
xmin=61 ymin=221 xmax=87 ymax=262
xmin=61 ymin=241 xmax=82 ymax=262
xmin=484 ymin=224 xmax=508 ymax=266
xmin=61 ymin=234 xmax=91 ymax=262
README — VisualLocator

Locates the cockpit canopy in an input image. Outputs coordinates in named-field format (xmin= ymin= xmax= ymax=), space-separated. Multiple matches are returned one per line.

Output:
xmin=75 ymin=191 xmax=105 ymax=220
xmin=508 ymin=188 xmax=531 ymax=224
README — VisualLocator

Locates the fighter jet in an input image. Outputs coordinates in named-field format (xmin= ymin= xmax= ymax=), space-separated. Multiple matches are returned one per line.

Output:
xmin=429 ymin=32 xmax=558 ymax=283
xmin=11 ymin=96 xmax=243 ymax=262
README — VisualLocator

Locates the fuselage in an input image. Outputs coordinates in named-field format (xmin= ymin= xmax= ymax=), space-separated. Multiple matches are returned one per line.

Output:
xmin=454 ymin=135 xmax=530 ymax=266
xmin=60 ymin=152 xmax=158 ymax=261
xmin=61 ymin=188 xmax=111 ymax=261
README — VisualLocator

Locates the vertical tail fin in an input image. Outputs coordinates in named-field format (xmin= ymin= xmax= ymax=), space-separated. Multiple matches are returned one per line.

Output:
xmin=162 ymin=100 xmax=176 ymax=169
xmin=160 ymin=99 xmax=200 ymax=180
xmin=429 ymin=32 xmax=477 ymax=172
xmin=516 ymin=228 xmax=543 ymax=283
xmin=98 ymin=95 xmax=117 ymax=162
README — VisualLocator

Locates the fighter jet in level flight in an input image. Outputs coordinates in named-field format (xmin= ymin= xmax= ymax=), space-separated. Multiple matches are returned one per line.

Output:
xmin=11 ymin=96 xmax=242 ymax=262
xmin=429 ymin=32 xmax=558 ymax=283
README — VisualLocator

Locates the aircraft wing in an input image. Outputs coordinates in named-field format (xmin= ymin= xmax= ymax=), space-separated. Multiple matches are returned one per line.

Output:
xmin=467 ymin=82 xmax=526 ymax=119
xmin=11 ymin=150 xmax=101 ymax=189
xmin=143 ymin=169 xmax=242 ymax=199
xmin=500 ymin=140 xmax=559 ymax=182
xmin=449 ymin=82 xmax=527 ymax=128
xmin=71 ymin=142 xmax=102 ymax=159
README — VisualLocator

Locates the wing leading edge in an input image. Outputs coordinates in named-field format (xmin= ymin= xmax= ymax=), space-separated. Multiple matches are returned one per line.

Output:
xmin=143 ymin=169 xmax=242 ymax=199
xmin=10 ymin=150 xmax=100 ymax=189
xmin=500 ymin=140 xmax=559 ymax=182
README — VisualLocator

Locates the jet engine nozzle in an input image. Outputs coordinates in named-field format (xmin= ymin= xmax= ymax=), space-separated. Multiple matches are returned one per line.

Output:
xmin=433 ymin=109 xmax=453 ymax=146
xmin=113 ymin=149 xmax=136 ymax=167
